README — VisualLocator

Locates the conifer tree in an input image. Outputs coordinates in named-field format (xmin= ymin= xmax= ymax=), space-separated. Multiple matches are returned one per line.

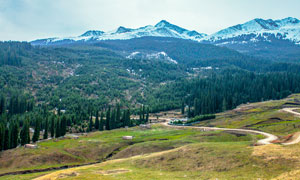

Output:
xmin=146 ymin=107 xmax=149 ymax=123
xmin=32 ymin=118 xmax=40 ymax=143
xmin=61 ymin=115 xmax=67 ymax=136
xmin=110 ymin=109 xmax=116 ymax=130
xmin=222 ymin=98 xmax=227 ymax=112
xmin=121 ymin=110 xmax=126 ymax=127
xmin=125 ymin=109 xmax=131 ymax=127
xmin=116 ymin=104 xmax=121 ymax=128
xmin=188 ymin=105 xmax=192 ymax=118
xmin=194 ymin=98 xmax=199 ymax=117
xmin=4 ymin=127 xmax=10 ymax=150
xmin=55 ymin=118 xmax=61 ymax=138
xmin=20 ymin=120 xmax=30 ymax=145
xmin=0 ymin=95 xmax=5 ymax=115
xmin=11 ymin=121 xmax=19 ymax=148
xmin=142 ymin=106 xmax=145 ymax=123
xmin=0 ymin=123 xmax=5 ymax=150
xmin=43 ymin=118 xmax=49 ymax=139
xmin=105 ymin=108 xmax=111 ymax=130
xmin=139 ymin=106 xmax=142 ymax=123
xmin=50 ymin=115 xmax=55 ymax=138
xmin=99 ymin=112 xmax=104 ymax=131
xmin=95 ymin=110 xmax=99 ymax=130
xmin=181 ymin=101 xmax=185 ymax=115
xmin=88 ymin=116 xmax=93 ymax=132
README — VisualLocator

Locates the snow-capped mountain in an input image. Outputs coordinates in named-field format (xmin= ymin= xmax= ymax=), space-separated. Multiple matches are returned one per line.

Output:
xmin=203 ymin=17 xmax=300 ymax=45
xmin=31 ymin=20 xmax=207 ymax=46
xmin=31 ymin=17 xmax=300 ymax=59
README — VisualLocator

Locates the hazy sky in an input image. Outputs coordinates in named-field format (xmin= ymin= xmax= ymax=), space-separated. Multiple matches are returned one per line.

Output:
xmin=0 ymin=0 xmax=299 ymax=41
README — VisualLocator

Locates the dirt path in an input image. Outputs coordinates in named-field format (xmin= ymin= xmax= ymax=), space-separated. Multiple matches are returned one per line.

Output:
xmin=163 ymin=107 xmax=300 ymax=146
xmin=162 ymin=122 xmax=278 ymax=145
xmin=281 ymin=108 xmax=300 ymax=117
xmin=280 ymin=108 xmax=300 ymax=145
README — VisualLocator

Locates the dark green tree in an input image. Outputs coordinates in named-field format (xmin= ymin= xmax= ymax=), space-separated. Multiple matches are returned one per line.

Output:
xmin=55 ymin=117 xmax=61 ymax=138
xmin=88 ymin=116 xmax=93 ymax=132
xmin=0 ymin=123 xmax=5 ymax=150
xmin=4 ymin=126 xmax=10 ymax=150
xmin=146 ymin=107 xmax=149 ymax=123
xmin=0 ymin=95 xmax=5 ymax=115
xmin=20 ymin=120 xmax=30 ymax=145
xmin=60 ymin=115 xmax=67 ymax=136
xmin=116 ymin=104 xmax=121 ymax=128
xmin=181 ymin=101 xmax=185 ymax=114
xmin=50 ymin=115 xmax=55 ymax=138
xmin=125 ymin=109 xmax=131 ymax=127
xmin=110 ymin=109 xmax=116 ymax=130
xmin=32 ymin=117 xmax=41 ymax=143
xmin=95 ymin=110 xmax=99 ymax=130
xmin=105 ymin=108 xmax=111 ymax=130
xmin=43 ymin=118 xmax=49 ymax=139
xmin=222 ymin=98 xmax=227 ymax=112
xmin=11 ymin=121 xmax=19 ymax=148
xmin=99 ymin=112 xmax=104 ymax=131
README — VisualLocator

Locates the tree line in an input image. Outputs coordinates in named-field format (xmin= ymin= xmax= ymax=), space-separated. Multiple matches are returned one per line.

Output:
xmin=147 ymin=68 xmax=300 ymax=117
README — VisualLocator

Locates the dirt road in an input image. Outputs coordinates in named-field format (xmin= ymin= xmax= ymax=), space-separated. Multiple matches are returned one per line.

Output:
xmin=280 ymin=108 xmax=300 ymax=145
xmin=163 ymin=108 xmax=300 ymax=146
xmin=163 ymin=122 xmax=278 ymax=145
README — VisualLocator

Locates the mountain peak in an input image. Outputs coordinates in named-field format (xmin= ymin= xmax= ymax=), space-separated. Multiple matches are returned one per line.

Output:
xmin=115 ymin=26 xmax=133 ymax=34
xmin=80 ymin=30 xmax=104 ymax=37
xmin=283 ymin=17 xmax=299 ymax=22
xmin=155 ymin=20 xmax=172 ymax=28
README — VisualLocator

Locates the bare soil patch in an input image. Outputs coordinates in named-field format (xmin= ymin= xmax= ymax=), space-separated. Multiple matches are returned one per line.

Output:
xmin=98 ymin=169 xmax=131 ymax=175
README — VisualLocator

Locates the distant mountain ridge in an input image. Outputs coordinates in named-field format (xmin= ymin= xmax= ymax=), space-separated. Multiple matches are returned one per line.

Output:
xmin=31 ymin=20 xmax=207 ymax=46
xmin=31 ymin=17 xmax=300 ymax=60
xmin=31 ymin=17 xmax=300 ymax=46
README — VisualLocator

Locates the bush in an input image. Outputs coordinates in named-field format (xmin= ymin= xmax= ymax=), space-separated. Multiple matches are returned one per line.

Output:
xmin=186 ymin=114 xmax=216 ymax=124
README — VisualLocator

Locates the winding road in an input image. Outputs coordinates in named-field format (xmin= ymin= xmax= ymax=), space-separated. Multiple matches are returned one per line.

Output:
xmin=163 ymin=122 xmax=278 ymax=145
xmin=163 ymin=107 xmax=300 ymax=146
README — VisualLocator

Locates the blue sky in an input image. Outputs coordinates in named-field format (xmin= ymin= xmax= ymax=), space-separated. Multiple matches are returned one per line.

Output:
xmin=0 ymin=0 xmax=299 ymax=41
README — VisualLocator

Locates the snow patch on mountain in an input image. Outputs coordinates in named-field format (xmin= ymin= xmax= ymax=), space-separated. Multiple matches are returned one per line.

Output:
xmin=126 ymin=51 xmax=178 ymax=64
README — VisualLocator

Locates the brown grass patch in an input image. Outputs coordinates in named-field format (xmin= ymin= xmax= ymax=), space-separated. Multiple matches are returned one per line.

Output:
xmin=252 ymin=144 xmax=300 ymax=161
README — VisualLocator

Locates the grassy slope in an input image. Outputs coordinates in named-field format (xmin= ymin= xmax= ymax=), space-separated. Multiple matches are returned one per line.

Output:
xmin=0 ymin=124 xmax=257 ymax=177
xmin=25 ymin=142 xmax=300 ymax=180
xmin=196 ymin=94 xmax=300 ymax=136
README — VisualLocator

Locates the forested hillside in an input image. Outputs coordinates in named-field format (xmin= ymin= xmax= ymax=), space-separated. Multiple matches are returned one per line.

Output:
xmin=145 ymin=68 xmax=300 ymax=113
xmin=1 ymin=41 xmax=300 ymax=151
